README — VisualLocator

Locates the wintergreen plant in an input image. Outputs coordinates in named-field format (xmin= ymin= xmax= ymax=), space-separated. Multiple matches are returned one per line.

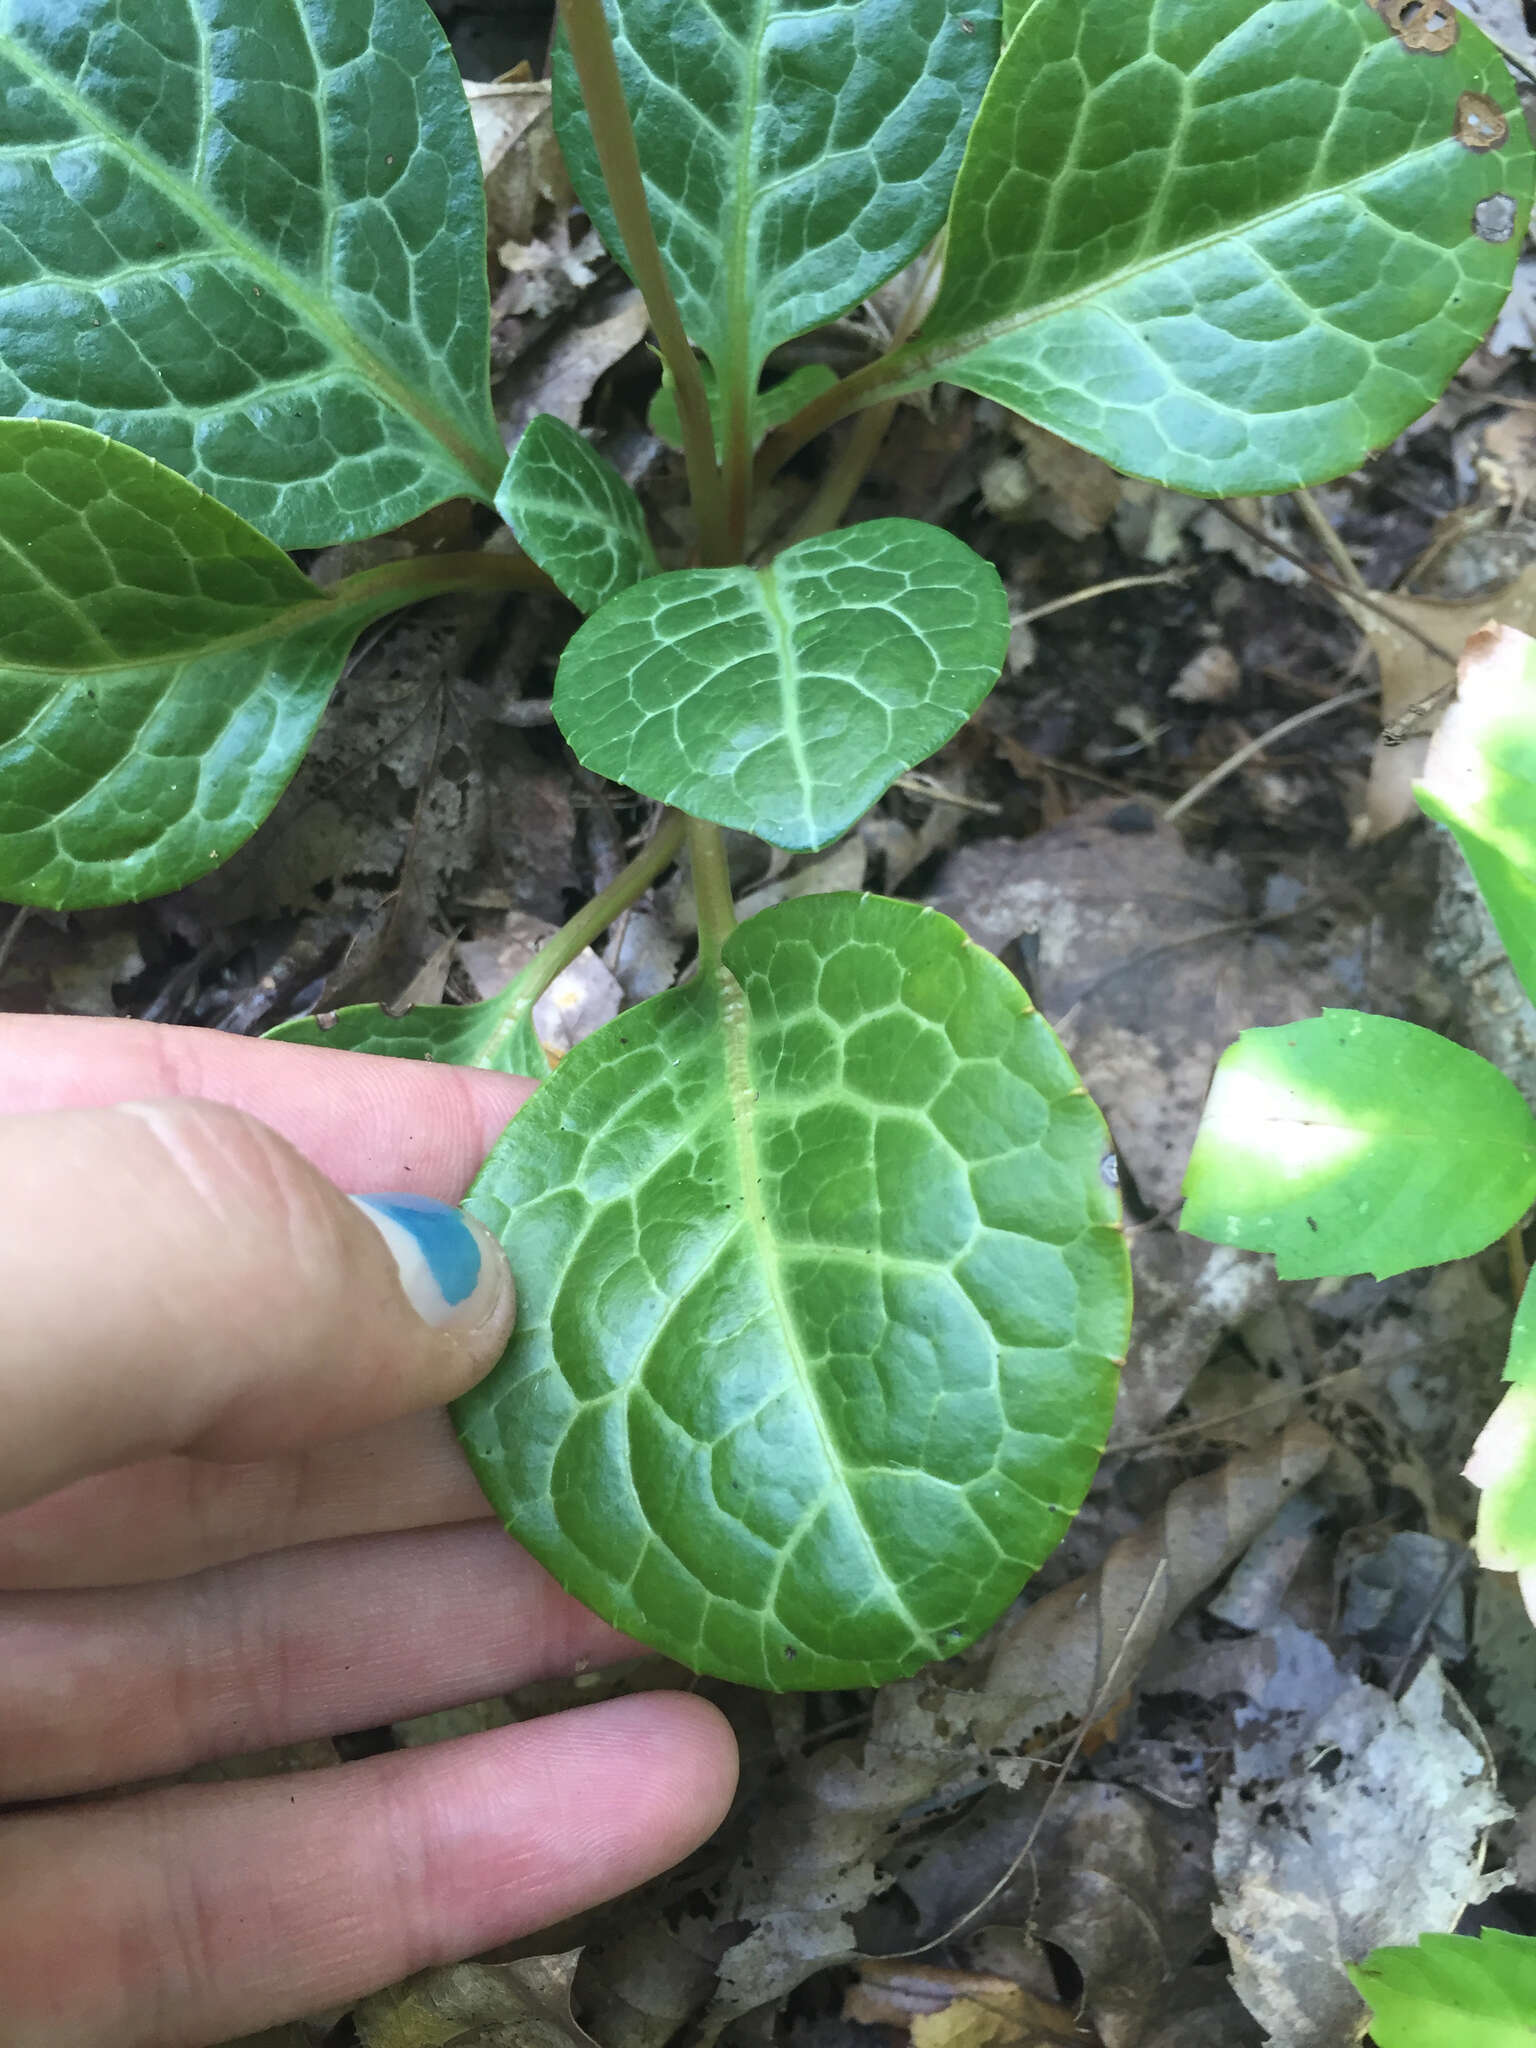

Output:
xmin=0 ymin=0 xmax=1528 ymax=1687
xmin=1182 ymin=622 xmax=1536 ymax=1607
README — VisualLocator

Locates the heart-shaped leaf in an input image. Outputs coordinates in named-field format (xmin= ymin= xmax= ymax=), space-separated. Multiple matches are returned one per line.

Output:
xmin=554 ymin=0 xmax=999 ymax=388
xmin=1418 ymin=621 xmax=1536 ymax=1009
xmin=454 ymin=891 xmax=1129 ymax=1690
xmin=268 ymin=998 xmax=550 ymax=1077
xmin=0 ymin=419 xmax=482 ymax=909
xmin=497 ymin=415 xmax=658 ymax=615
xmin=649 ymin=363 xmax=839 ymax=462
xmin=1181 ymin=1009 xmax=1536 ymax=1280
xmin=0 ymin=0 xmax=505 ymax=545
xmin=883 ymin=0 xmax=1532 ymax=497
xmin=552 ymin=520 xmax=1009 ymax=850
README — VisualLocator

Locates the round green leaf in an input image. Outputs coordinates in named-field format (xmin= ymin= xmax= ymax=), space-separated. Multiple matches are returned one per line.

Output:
xmin=0 ymin=0 xmax=505 ymax=545
xmin=497 ymin=415 xmax=658 ymax=616
xmin=553 ymin=0 xmax=999 ymax=385
xmin=0 ymin=418 xmax=461 ymax=908
xmin=267 ymin=997 xmax=549 ymax=1078
xmin=552 ymin=520 xmax=1009 ymax=851
xmin=1181 ymin=1009 xmax=1536 ymax=1281
xmin=894 ymin=0 xmax=1532 ymax=496
xmin=454 ymin=892 xmax=1130 ymax=1691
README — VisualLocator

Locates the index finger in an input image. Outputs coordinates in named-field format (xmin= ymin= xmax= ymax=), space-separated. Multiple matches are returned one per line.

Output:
xmin=0 ymin=1014 xmax=535 ymax=1196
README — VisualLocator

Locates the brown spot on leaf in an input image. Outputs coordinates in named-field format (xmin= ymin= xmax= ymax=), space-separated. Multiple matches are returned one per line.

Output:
xmin=1474 ymin=192 xmax=1518 ymax=241
xmin=1455 ymin=90 xmax=1509 ymax=150
xmin=1372 ymin=0 xmax=1459 ymax=50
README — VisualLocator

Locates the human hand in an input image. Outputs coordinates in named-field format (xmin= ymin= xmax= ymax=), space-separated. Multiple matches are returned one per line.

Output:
xmin=0 ymin=1016 xmax=737 ymax=2048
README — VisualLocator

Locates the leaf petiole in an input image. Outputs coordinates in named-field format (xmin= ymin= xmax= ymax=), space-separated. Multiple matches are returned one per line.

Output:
xmin=686 ymin=818 xmax=738 ymax=972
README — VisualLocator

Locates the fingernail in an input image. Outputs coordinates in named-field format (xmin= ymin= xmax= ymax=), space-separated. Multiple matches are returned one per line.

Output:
xmin=351 ymin=1193 xmax=509 ymax=1333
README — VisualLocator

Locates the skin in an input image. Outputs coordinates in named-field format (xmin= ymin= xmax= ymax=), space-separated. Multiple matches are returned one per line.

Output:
xmin=0 ymin=1015 xmax=739 ymax=2048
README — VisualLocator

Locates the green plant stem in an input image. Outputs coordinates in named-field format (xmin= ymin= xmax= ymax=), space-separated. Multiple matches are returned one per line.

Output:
xmin=687 ymin=818 xmax=738 ymax=971
xmin=753 ymin=351 xmax=896 ymax=492
xmin=722 ymin=371 xmax=754 ymax=561
xmin=1508 ymin=1223 xmax=1529 ymax=1302
xmin=477 ymin=809 xmax=688 ymax=1066
xmin=556 ymin=0 xmax=727 ymax=555
xmin=331 ymin=549 xmax=556 ymax=609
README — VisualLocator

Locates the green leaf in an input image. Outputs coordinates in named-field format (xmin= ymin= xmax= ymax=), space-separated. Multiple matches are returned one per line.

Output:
xmin=648 ymin=363 xmax=839 ymax=462
xmin=1180 ymin=1009 xmax=1536 ymax=1281
xmin=553 ymin=519 xmax=1009 ymax=851
xmin=1467 ymin=1283 xmax=1536 ymax=1578
xmin=886 ymin=0 xmax=1532 ymax=497
xmin=1418 ymin=622 xmax=1536 ymax=1010
xmin=554 ymin=0 xmax=999 ymax=391
xmin=496 ymin=416 xmax=658 ymax=616
xmin=0 ymin=418 xmax=469 ymax=909
xmin=268 ymin=997 xmax=550 ymax=1077
xmin=454 ymin=891 xmax=1129 ymax=1690
xmin=1349 ymin=1927 xmax=1536 ymax=2047
xmin=0 ymin=0 xmax=505 ymax=546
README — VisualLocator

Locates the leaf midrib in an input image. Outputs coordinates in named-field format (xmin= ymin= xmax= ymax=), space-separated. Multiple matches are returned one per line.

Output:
xmin=712 ymin=958 xmax=927 ymax=1641
xmin=753 ymin=564 xmax=815 ymax=836
xmin=0 ymin=587 xmax=365 ymax=679
xmin=902 ymin=132 xmax=1469 ymax=390
xmin=0 ymin=28 xmax=502 ymax=500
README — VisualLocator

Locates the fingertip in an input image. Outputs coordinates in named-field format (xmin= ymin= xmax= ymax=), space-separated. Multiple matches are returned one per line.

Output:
xmin=348 ymin=1195 xmax=515 ymax=1400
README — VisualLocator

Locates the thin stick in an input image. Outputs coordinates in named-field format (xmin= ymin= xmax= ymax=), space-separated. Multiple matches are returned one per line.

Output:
xmin=1507 ymin=1223 xmax=1530 ymax=1302
xmin=1163 ymin=684 xmax=1375 ymax=824
xmin=556 ymin=0 xmax=726 ymax=551
xmin=1017 ymin=568 xmax=1190 ymax=625
xmin=1294 ymin=485 xmax=1366 ymax=594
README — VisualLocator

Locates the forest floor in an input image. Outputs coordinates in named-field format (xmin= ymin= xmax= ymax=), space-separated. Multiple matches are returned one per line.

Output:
xmin=12 ymin=4 xmax=1536 ymax=2044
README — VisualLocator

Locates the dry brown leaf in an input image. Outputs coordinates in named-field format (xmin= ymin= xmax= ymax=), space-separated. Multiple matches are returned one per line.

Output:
xmin=354 ymin=1953 xmax=589 ymax=2048
xmin=466 ymin=78 xmax=574 ymax=249
xmin=845 ymin=1962 xmax=1091 ymax=2047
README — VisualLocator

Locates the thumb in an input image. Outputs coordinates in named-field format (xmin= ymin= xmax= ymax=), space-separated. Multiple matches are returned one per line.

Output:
xmin=0 ymin=1098 xmax=515 ymax=1515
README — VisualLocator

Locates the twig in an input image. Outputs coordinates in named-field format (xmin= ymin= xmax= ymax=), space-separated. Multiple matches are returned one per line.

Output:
xmin=1293 ymin=485 xmax=1367 ymax=595
xmin=1162 ymin=684 xmax=1376 ymax=824
xmin=1015 ymin=567 xmax=1191 ymax=625
xmin=0 ymin=904 xmax=29 ymax=982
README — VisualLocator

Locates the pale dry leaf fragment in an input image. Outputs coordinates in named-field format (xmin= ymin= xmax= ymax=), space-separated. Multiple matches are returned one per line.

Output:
xmin=499 ymin=290 xmax=652 ymax=437
xmin=1370 ymin=0 xmax=1460 ymax=51
xmin=1168 ymin=643 xmax=1241 ymax=704
xmin=1008 ymin=419 xmax=1125 ymax=539
xmin=354 ymin=1953 xmax=589 ymax=2048
xmin=465 ymin=78 xmax=574 ymax=248
xmin=844 ymin=1961 xmax=1090 ymax=2046
xmin=1213 ymin=1661 xmax=1510 ymax=2048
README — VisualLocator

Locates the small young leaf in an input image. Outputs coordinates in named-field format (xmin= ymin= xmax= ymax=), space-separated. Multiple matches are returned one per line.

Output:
xmin=1418 ymin=622 xmax=1536 ymax=1009
xmin=1349 ymin=1927 xmax=1536 ymax=2047
xmin=887 ymin=0 xmax=1531 ymax=497
xmin=1180 ymin=1010 xmax=1536 ymax=1281
xmin=648 ymin=363 xmax=839 ymax=461
xmin=455 ymin=891 xmax=1129 ymax=1690
xmin=553 ymin=520 xmax=1009 ymax=850
xmin=0 ymin=419 xmax=473 ymax=909
xmin=0 ymin=0 xmax=505 ymax=545
xmin=267 ymin=998 xmax=550 ymax=1078
xmin=496 ymin=415 xmax=658 ymax=615
xmin=554 ymin=0 xmax=999 ymax=388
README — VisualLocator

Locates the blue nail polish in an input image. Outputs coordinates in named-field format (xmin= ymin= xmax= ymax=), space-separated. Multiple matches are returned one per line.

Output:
xmin=351 ymin=1192 xmax=486 ymax=1323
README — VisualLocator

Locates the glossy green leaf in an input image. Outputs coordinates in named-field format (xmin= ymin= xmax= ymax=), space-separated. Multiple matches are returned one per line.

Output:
xmin=1418 ymin=622 xmax=1536 ymax=1009
xmin=554 ymin=0 xmax=998 ymax=391
xmin=1349 ymin=1928 xmax=1536 ymax=2048
xmin=0 ymin=419 xmax=465 ymax=909
xmin=1467 ymin=1281 xmax=1536 ymax=1579
xmin=268 ymin=995 xmax=549 ymax=1077
xmin=553 ymin=519 xmax=1009 ymax=850
xmin=1180 ymin=1009 xmax=1536 ymax=1281
xmin=496 ymin=416 xmax=657 ymax=616
xmin=0 ymin=0 xmax=505 ymax=545
xmin=455 ymin=891 xmax=1129 ymax=1690
xmin=884 ymin=0 xmax=1532 ymax=497
xmin=648 ymin=363 xmax=839 ymax=462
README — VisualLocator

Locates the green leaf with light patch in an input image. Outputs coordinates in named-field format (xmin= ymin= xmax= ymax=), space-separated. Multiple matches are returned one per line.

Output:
xmin=1180 ymin=1009 xmax=1536 ymax=1281
xmin=454 ymin=890 xmax=1130 ymax=1691
xmin=0 ymin=0 xmax=505 ymax=545
xmin=496 ymin=415 xmax=658 ymax=616
xmin=553 ymin=0 xmax=999 ymax=395
xmin=0 ymin=418 xmax=488 ymax=909
xmin=879 ymin=0 xmax=1533 ymax=497
xmin=1418 ymin=622 xmax=1536 ymax=1010
xmin=1350 ymin=1927 xmax=1536 ymax=2048
xmin=552 ymin=519 xmax=1009 ymax=851
xmin=648 ymin=363 xmax=839 ymax=463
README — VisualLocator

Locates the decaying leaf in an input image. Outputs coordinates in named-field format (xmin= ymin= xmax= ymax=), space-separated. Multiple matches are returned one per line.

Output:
xmin=845 ymin=1961 xmax=1090 ymax=2047
xmin=354 ymin=1953 xmax=588 ymax=2048
xmin=466 ymin=77 xmax=575 ymax=250
xmin=1214 ymin=1660 xmax=1509 ymax=2048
